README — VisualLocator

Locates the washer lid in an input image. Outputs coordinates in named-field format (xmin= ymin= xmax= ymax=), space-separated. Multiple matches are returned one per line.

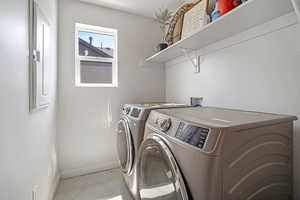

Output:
xmin=137 ymin=135 xmax=189 ymax=200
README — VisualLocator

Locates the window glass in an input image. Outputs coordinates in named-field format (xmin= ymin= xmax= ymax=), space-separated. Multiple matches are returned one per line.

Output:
xmin=80 ymin=60 xmax=112 ymax=84
xmin=78 ymin=31 xmax=115 ymax=59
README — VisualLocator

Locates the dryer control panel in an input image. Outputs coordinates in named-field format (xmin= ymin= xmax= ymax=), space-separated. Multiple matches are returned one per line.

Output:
xmin=147 ymin=110 xmax=221 ymax=154
xmin=175 ymin=122 xmax=209 ymax=149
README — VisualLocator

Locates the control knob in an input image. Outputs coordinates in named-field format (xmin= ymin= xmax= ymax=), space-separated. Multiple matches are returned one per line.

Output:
xmin=123 ymin=106 xmax=131 ymax=115
xmin=158 ymin=118 xmax=172 ymax=132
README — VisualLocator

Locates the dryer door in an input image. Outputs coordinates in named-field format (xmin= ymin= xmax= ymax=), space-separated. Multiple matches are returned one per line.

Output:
xmin=137 ymin=134 xmax=189 ymax=200
xmin=117 ymin=118 xmax=134 ymax=174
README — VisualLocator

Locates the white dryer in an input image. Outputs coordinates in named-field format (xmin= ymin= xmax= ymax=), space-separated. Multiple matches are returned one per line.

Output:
xmin=137 ymin=107 xmax=297 ymax=200
xmin=117 ymin=103 xmax=188 ymax=199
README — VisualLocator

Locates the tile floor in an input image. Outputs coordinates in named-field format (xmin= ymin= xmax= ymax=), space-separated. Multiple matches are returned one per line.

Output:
xmin=54 ymin=168 xmax=133 ymax=200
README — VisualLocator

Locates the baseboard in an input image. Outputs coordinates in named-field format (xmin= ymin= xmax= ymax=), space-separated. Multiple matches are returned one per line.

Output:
xmin=60 ymin=161 xmax=120 ymax=179
xmin=49 ymin=172 xmax=60 ymax=200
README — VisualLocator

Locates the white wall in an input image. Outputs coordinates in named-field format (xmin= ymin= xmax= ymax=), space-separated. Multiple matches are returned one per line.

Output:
xmin=165 ymin=14 xmax=300 ymax=199
xmin=57 ymin=0 xmax=165 ymax=178
xmin=0 ymin=0 xmax=59 ymax=200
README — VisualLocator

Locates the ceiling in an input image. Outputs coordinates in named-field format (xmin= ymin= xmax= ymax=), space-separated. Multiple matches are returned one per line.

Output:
xmin=80 ymin=0 xmax=186 ymax=18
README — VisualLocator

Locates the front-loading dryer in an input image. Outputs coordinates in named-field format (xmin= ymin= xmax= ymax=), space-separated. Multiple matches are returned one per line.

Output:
xmin=116 ymin=103 xmax=188 ymax=199
xmin=137 ymin=107 xmax=297 ymax=200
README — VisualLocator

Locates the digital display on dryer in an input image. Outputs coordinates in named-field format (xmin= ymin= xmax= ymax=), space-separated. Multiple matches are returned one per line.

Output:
xmin=130 ymin=108 xmax=141 ymax=118
xmin=175 ymin=122 xmax=209 ymax=149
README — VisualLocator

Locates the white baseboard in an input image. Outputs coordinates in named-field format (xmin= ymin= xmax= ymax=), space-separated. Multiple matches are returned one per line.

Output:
xmin=60 ymin=161 xmax=120 ymax=179
xmin=49 ymin=172 xmax=60 ymax=200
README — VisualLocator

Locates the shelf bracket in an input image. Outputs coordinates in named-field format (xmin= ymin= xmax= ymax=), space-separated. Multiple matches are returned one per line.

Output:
xmin=180 ymin=47 xmax=201 ymax=73
xmin=291 ymin=0 xmax=300 ymax=22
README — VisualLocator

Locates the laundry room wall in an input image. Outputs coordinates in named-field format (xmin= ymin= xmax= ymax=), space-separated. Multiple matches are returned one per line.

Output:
xmin=165 ymin=12 xmax=300 ymax=199
xmin=57 ymin=0 xmax=165 ymax=178
xmin=0 ymin=0 xmax=59 ymax=200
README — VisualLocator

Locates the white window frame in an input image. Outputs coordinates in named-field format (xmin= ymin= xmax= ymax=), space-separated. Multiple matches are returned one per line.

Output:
xmin=75 ymin=23 xmax=118 ymax=87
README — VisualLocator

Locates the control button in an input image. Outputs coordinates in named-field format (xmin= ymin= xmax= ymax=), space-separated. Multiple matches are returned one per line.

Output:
xmin=123 ymin=106 xmax=131 ymax=115
xmin=158 ymin=118 xmax=172 ymax=132
xmin=201 ymin=128 xmax=209 ymax=133
xmin=130 ymin=108 xmax=141 ymax=118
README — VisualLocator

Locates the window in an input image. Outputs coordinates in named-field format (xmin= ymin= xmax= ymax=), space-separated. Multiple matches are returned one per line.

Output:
xmin=75 ymin=23 xmax=118 ymax=87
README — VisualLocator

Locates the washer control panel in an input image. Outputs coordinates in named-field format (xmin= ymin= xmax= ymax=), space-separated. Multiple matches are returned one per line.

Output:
xmin=122 ymin=105 xmax=131 ymax=115
xmin=130 ymin=108 xmax=141 ymax=118
xmin=147 ymin=110 xmax=220 ymax=153
xmin=175 ymin=122 xmax=210 ymax=149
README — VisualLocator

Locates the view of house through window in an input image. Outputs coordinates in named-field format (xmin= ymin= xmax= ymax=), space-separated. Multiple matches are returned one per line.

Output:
xmin=75 ymin=23 xmax=118 ymax=87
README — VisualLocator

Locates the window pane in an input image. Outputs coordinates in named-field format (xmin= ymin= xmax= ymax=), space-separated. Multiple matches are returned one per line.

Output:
xmin=80 ymin=60 xmax=112 ymax=84
xmin=78 ymin=31 xmax=114 ymax=58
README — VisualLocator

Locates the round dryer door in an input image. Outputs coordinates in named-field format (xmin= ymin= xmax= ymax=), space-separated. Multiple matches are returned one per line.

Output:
xmin=117 ymin=118 xmax=134 ymax=174
xmin=137 ymin=135 xmax=189 ymax=200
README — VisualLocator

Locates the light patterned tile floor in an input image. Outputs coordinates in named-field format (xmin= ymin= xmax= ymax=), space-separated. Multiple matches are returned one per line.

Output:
xmin=54 ymin=168 xmax=133 ymax=200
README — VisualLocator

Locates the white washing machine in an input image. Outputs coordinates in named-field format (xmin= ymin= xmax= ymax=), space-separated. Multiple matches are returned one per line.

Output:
xmin=137 ymin=107 xmax=297 ymax=200
xmin=116 ymin=103 xmax=188 ymax=199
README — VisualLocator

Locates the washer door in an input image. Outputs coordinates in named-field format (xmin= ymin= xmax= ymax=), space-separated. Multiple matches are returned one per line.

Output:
xmin=137 ymin=135 xmax=189 ymax=200
xmin=117 ymin=118 xmax=134 ymax=174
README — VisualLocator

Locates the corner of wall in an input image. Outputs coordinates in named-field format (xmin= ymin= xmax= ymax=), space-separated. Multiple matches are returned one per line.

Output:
xmin=48 ymin=172 xmax=61 ymax=200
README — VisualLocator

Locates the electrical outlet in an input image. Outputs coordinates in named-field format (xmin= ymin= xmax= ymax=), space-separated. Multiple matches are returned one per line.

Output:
xmin=32 ymin=185 xmax=38 ymax=200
